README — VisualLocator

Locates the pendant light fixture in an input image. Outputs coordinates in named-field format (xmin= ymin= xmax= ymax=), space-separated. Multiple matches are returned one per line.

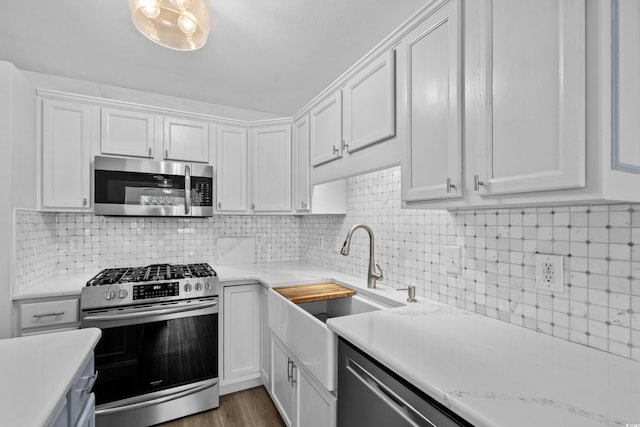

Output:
xmin=129 ymin=0 xmax=210 ymax=51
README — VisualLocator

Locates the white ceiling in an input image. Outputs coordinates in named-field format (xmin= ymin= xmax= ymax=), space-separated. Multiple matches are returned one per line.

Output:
xmin=0 ymin=0 xmax=427 ymax=116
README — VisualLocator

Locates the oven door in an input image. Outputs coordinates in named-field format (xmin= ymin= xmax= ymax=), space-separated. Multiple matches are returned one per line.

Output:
xmin=94 ymin=156 xmax=213 ymax=217
xmin=82 ymin=298 xmax=218 ymax=423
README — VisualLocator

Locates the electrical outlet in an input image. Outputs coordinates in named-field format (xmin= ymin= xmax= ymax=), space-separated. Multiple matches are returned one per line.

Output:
xmin=69 ymin=236 xmax=83 ymax=255
xmin=255 ymin=233 xmax=265 ymax=245
xmin=535 ymin=253 xmax=564 ymax=293
xmin=445 ymin=246 xmax=461 ymax=275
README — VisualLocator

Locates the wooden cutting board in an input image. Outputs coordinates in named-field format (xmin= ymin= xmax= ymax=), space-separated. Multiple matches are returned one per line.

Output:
xmin=274 ymin=282 xmax=355 ymax=304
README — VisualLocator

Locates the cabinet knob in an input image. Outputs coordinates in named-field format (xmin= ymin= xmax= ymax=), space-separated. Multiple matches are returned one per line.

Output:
xmin=332 ymin=145 xmax=339 ymax=156
xmin=474 ymin=175 xmax=485 ymax=192
xmin=148 ymin=147 xmax=152 ymax=157
xmin=301 ymin=201 xmax=307 ymax=208
xmin=82 ymin=198 xmax=87 ymax=206
xmin=165 ymin=149 xmax=169 ymax=159
xmin=446 ymin=178 xmax=456 ymax=193
xmin=218 ymin=201 xmax=221 ymax=209
xmin=252 ymin=202 xmax=256 ymax=210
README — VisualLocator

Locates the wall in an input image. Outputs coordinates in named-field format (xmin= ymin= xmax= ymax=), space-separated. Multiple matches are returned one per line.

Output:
xmin=1 ymin=62 xmax=35 ymax=339
xmin=14 ymin=211 xmax=301 ymax=293
xmin=301 ymin=166 xmax=640 ymax=362
xmin=13 ymin=166 xmax=640 ymax=362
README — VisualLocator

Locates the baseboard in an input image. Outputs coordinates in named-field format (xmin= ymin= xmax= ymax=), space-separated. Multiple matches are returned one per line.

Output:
xmin=220 ymin=376 xmax=264 ymax=395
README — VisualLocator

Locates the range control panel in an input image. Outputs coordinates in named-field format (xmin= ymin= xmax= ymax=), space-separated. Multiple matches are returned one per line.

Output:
xmin=133 ymin=282 xmax=180 ymax=300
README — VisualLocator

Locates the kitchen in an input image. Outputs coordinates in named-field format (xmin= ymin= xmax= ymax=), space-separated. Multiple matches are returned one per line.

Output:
xmin=1 ymin=0 xmax=640 ymax=426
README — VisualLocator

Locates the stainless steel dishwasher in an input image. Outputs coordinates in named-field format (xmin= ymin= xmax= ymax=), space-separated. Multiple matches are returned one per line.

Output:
xmin=337 ymin=338 xmax=472 ymax=427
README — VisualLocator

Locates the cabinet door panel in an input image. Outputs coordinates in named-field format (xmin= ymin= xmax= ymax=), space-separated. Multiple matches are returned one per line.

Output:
xmin=310 ymin=92 xmax=342 ymax=167
xmin=402 ymin=0 xmax=462 ymax=202
xmin=216 ymin=125 xmax=248 ymax=212
xmin=223 ymin=285 xmax=261 ymax=380
xmin=41 ymin=99 xmax=92 ymax=210
xmin=296 ymin=368 xmax=336 ymax=427
xmin=164 ymin=116 xmax=209 ymax=163
xmin=294 ymin=116 xmax=310 ymax=211
xmin=613 ymin=0 xmax=640 ymax=173
xmin=100 ymin=108 xmax=154 ymax=158
xmin=478 ymin=0 xmax=585 ymax=195
xmin=343 ymin=50 xmax=395 ymax=153
xmin=271 ymin=336 xmax=294 ymax=427
xmin=252 ymin=125 xmax=292 ymax=212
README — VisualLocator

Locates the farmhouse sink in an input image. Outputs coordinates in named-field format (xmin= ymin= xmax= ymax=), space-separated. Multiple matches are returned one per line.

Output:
xmin=268 ymin=283 xmax=400 ymax=392
xmin=297 ymin=294 xmax=387 ymax=323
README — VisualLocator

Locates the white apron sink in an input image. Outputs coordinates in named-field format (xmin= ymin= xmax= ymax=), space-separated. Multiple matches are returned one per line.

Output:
xmin=268 ymin=284 xmax=398 ymax=392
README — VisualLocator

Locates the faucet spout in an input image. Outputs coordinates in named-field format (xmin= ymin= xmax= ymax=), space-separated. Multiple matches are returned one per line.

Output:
xmin=340 ymin=224 xmax=383 ymax=288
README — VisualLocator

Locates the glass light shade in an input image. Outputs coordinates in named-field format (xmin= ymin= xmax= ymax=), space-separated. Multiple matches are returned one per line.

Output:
xmin=129 ymin=0 xmax=210 ymax=51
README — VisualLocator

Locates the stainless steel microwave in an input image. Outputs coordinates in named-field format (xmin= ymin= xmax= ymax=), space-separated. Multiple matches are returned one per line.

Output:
xmin=94 ymin=156 xmax=213 ymax=217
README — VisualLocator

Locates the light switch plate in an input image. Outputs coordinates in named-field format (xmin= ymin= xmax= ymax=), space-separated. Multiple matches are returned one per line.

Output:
xmin=445 ymin=246 xmax=461 ymax=275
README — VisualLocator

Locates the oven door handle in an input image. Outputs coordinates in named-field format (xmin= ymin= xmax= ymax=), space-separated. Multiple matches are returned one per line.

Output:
xmin=83 ymin=300 xmax=218 ymax=322
xmin=95 ymin=378 xmax=218 ymax=416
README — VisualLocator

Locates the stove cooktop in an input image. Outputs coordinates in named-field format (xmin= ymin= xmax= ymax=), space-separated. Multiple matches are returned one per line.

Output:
xmin=81 ymin=263 xmax=219 ymax=310
xmin=86 ymin=263 xmax=216 ymax=287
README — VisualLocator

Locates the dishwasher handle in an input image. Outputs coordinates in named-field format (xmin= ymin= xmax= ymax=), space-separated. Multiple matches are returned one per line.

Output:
xmin=346 ymin=357 xmax=437 ymax=427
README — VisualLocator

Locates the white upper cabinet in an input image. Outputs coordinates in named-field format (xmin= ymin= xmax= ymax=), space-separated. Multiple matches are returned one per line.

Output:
xmin=310 ymin=92 xmax=342 ymax=167
xmin=163 ymin=115 xmax=210 ymax=163
xmin=400 ymin=0 xmax=463 ymax=203
xmin=100 ymin=107 xmax=154 ymax=158
xmin=343 ymin=50 xmax=395 ymax=154
xmin=252 ymin=125 xmax=292 ymax=212
xmin=41 ymin=98 xmax=92 ymax=211
xmin=216 ymin=125 xmax=248 ymax=212
xmin=293 ymin=115 xmax=310 ymax=212
xmin=475 ymin=0 xmax=585 ymax=196
xmin=612 ymin=0 xmax=640 ymax=175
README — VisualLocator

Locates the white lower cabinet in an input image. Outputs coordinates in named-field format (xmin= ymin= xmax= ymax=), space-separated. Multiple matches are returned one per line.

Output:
xmin=223 ymin=284 xmax=261 ymax=382
xmin=260 ymin=286 xmax=270 ymax=386
xmin=16 ymin=297 xmax=80 ymax=336
xmin=48 ymin=353 xmax=96 ymax=427
xmin=271 ymin=336 xmax=295 ymax=426
xmin=270 ymin=334 xmax=336 ymax=427
xmin=296 ymin=367 xmax=336 ymax=427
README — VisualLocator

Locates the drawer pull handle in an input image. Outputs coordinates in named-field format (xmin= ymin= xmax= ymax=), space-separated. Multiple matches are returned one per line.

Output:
xmin=33 ymin=312 xmax=65 ymax=318
xmin=77 ymin=371 xmax=99 ymax=394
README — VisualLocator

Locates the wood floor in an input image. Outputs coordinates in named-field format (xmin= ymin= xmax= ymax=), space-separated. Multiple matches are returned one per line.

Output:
xmin=157 ymin=386 xmax=286 ymax=427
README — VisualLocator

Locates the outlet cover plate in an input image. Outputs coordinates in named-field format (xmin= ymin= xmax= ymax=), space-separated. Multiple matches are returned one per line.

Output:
xmin=535 ymin=253 xmax=564 ymax=293
xmin=69 ymin=236 xmax=83 ymax=255
xmin=446 ymin=246 xmax=461 ymax=275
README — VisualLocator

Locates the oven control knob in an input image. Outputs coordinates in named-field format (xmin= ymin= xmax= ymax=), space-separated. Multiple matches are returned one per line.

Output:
xmin=184 ymin=283 xmax=192 ymax=292
xmin=105 ymin=290 xmax=115 ymax=300
xmin=118 ymin=289 xmax=128 ymax=299
xmin=205 ymin=281 xmax=212 ymax=291
xmin=195 ymin=282 xmax=203 ymax=291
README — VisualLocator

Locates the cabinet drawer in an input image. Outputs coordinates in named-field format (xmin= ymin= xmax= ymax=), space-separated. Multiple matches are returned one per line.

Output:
xmin=20 ymin=299 xmax=79 ymax=330
xmin=69 ymin=357 xmax=96 ymax=427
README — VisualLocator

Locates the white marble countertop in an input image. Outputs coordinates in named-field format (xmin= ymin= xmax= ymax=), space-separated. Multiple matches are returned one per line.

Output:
xmin=13 ymin=273 xmax=94 ymax=300
xmin=327 ymin=301 xmax=640 ymax=427
xmin=13 ymin=261 xmax=640 ymax=426
xmin=0 ymin=328 xmax=101 ymax=427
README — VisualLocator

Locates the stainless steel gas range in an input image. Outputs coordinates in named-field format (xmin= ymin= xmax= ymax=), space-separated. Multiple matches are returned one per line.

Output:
xmin=80 ymin=263 xmax=220 ymax=427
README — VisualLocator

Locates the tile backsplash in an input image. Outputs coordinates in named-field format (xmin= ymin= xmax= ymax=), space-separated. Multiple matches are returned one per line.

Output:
xmin=14 ymin=212 xmax=300 ymax=291
xmin=14 ymin=166 xmax=640 ymax=362
xmin=300 ymin=167 xmax=640 ymax=362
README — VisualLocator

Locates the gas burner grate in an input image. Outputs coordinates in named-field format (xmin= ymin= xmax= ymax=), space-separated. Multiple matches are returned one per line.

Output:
xmin=86 ymin=263 xmax=216 ymax=286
